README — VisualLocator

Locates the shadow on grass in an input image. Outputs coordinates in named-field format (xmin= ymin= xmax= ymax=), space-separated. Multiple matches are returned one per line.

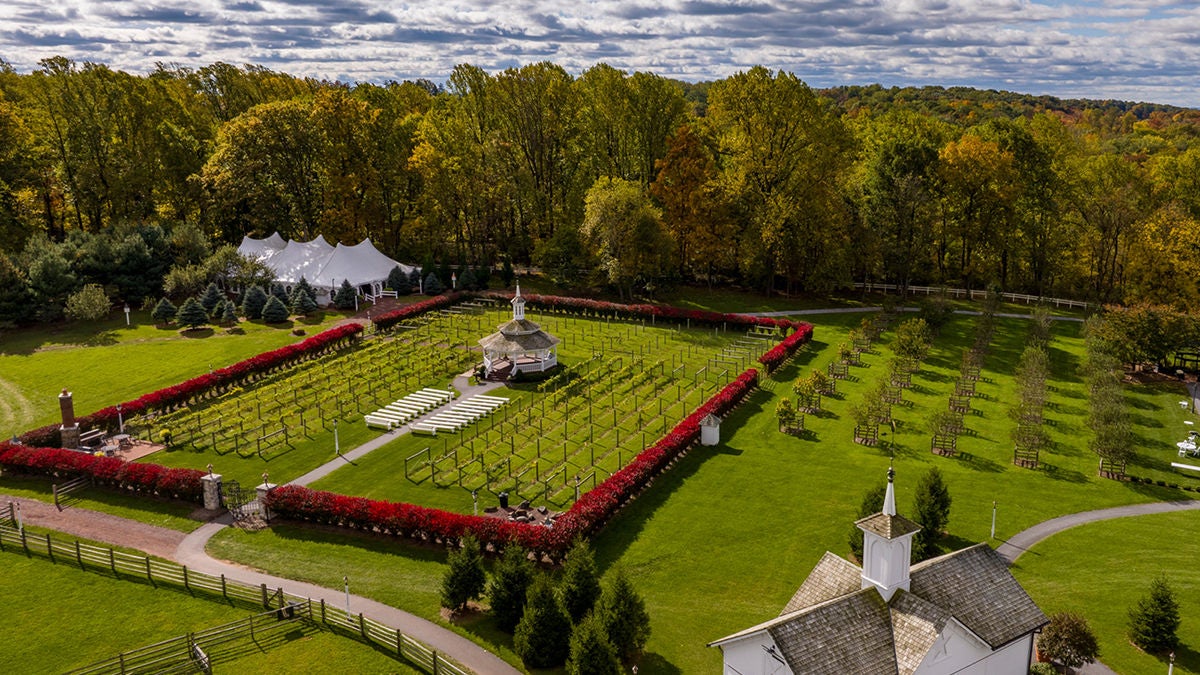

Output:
xmin=1039 ymin=463 xmax=1087 ymax=483
xmin=635 ymin=652 xmax=683 ymax=675
xmin=955 ymin=452 xmax=1004 ymax=473
xmin=180 ymin=327 xmax=216 ymax=339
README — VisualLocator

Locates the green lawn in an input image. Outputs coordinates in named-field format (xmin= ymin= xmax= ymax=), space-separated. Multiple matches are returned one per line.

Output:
xmin=0 ymin=473 xmax=206 ymax=532
xmin=0 ymin=308 xmax=352 ymax=440
xmin=1013 ymin=510 xmax=1200 ymax=675
xmin=0 ymin=529 xmax=418 ymax=674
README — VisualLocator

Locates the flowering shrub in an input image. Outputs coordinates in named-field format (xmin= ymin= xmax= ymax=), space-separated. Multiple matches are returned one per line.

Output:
xmin=480 ymin=291 xmax=806 ymax=333
xmin=19 ymin=323 xmax=363 ymax=443
xmin=0 ymin=442 xmax=205 ymax=502
xmin=371 ymin=293 xmax=465 ymax=330
xmin=758 ymin=323 xmax=815 ymax=372
xmin=265 ymin=368 xmax=760 ymax=556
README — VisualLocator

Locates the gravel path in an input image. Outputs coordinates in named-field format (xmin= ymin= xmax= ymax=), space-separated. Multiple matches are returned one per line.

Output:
xmin=1 ymin=493 xmax=519 ymax=674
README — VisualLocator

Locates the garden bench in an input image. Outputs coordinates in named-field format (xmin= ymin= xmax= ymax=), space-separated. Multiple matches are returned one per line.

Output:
xmin=411 ymin=423 xmax=438 ymax=436
xmin=78 ymin=429 xmax=105 ymax=447
xmin=365 ymin=415 xmax=397 ymax=430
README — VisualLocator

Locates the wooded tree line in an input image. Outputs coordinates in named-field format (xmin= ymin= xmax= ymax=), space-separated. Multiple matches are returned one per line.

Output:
xmin=2 ymin=57 xmax=1200 ymax=315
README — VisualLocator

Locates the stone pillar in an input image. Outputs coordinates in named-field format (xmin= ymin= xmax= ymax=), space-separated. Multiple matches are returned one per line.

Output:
xmin=256 ymin=481 xmax=277 ymax=521
xmin=201 ymin=473 xmax=223 ymax=511
xmin=59 ymin=389 xmax=80 ymax=449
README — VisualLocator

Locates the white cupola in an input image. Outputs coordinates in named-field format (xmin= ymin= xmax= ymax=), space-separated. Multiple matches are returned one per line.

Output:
xmin=854 ymin=467 xmax=921 ymax=601
xmin=511 ymin=282 xmax=526 ymax=321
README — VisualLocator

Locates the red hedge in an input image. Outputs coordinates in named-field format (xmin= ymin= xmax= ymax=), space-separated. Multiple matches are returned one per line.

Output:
xmin=265 ymin=368 xmax=760 ymax=557
xmin=0 ymin=442 xmax=205 ymax=502
xmin=758 ymin=322 xmax=814 ymax=372
xmin=371 ymin=293 xmax=465 ymax=330
xmin=19 ymin=322 xmax=363 ymax=445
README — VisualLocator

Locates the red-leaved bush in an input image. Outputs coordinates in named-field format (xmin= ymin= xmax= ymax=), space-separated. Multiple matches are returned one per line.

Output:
xmin=263 ymin=368 xmax=760 ymax=557
xmin=758 ymin=322 xmax=815 ymax=372
xmin=19 ymin=323 xmax=363 ymax=445
xmin=0 ymin=442 xmax=205 ymax=501
xmin=371 ymin=293 xmax=465 ymax=330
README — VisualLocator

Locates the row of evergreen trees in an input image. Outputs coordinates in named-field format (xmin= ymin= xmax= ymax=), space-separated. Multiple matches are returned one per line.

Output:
xmin=149 ymin=279 xmax=323 ymax=328
xmin=441 ymin=537 xmax=649 ymax=673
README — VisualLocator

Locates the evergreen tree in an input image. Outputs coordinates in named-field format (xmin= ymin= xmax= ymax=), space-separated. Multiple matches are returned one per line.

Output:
xmin=488 ymin=545 xmax=535 ymax=633
xmin=501 ymin=259 xmax=515 ymax=286
xmin=290 ymin=286 xmax=319 ymax=315
xmin=151 ymin=296 xmax=178 ymax=324
xmin=387 ymin=265 xmax=409 ymax=293
xmin=438 ymin=259 xmax=453 ymax=287
xmin=176 ymin=297 xmax=210 ymax=329
xmin=514 ymin=574 xmax=572 ymax=668
xmin=199 ymin=282 xmax=224 ymax=315
xmin=241 ymin=285 xmax=269 ymax=319
xmin=567 ymin=614 xmax=621 ymax=675
xmin=270 ymin=283 xmax=289 ymax=303
xmin=1129 ymin=574 xmax=1180 ymax=654
xmin=294 ymin=277 xmax=316 ymax=305
xmin=261 ymin=295 xmax=290 ymax=323
xmin=219 ymin=299 xmax=239 ymax=325
xmin=849 ymin=483 xmax=887 ymax=560
xmin=440 ymin=535 xmax=487 ymax=613
xmin=424 ymin=271 xmax=445 ymax=295
xmin=458 ymin=267 xmax=478 ymax=291
xmin=559 ymin=539 xmax=602 ymax=623
xmin=912 ymin=467 xmax=952 ymax=560
xmin=333 ymin=279 xmax=357 ymax=310
xmin=597 ymin=566 xmax=651 ymax=662
xmin=476 ymin=263 xmax=492 ymax=290
xmin=0 ymin=251 xmax=36 ymax=326
xmin=407 ymin=268 xmax=422 ymax=292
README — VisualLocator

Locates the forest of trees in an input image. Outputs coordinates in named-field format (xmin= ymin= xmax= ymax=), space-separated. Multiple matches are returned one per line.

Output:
xmin=2 ymin=57 xmax=1200 ymax=325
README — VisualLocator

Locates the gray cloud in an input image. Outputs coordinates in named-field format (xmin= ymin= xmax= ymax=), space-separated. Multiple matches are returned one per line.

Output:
xmin=0 ymin=1 xmax=1197 ymax=105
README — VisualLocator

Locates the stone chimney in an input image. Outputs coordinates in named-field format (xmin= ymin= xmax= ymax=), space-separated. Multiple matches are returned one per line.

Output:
xmin=59 ymin=388 xmax=80 ymax=449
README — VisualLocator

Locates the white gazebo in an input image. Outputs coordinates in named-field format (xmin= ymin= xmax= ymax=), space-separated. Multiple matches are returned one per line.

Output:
xmin=478 ymin=285 xmax=560 ymax=379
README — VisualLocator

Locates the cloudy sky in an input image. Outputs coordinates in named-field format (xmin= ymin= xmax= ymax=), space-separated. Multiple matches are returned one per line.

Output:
xmin=1 ymin=1 xmax=1196 ymax=106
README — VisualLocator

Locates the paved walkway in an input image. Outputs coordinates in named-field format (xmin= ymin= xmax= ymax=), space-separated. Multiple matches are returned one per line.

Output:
xmin=289 ymin=373 xmax=506 ymax=487
xmin=998 ymin=499 xmax=1200 ymax=675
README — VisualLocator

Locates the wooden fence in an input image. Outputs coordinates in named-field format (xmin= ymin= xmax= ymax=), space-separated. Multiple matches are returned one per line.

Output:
xmin=0 ymin=521 xmax=470 ymax=675
xmin=852 ymin=282 xmax=1092 ymax=310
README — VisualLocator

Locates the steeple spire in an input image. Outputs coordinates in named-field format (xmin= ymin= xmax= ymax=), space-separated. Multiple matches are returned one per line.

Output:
xmin=511 ymin=283 xmax=525 ymax=321
xmin=855 ymin=467 xmax=920 ymax=601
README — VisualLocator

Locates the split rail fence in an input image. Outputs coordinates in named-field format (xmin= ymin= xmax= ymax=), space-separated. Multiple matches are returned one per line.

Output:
xmin=0 ymin=513 xmax=469 ymax=675
xmin=852 ymin=282 xmax=1092 ymax=310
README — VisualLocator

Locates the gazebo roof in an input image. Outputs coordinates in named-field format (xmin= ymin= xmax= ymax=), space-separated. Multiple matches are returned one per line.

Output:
xmin=498 ymin=318 xmax=547 ymax=337
xmin=479 ymin=329 xmax=560 ymax=354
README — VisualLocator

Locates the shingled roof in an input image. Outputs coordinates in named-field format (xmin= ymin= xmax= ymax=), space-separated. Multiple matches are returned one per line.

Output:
xmin=856 ymin=512 xmax=921 ymax=539
xmin=711 ymin=544 xmax=1046 ymax=672
xmin=910 ymin=543 xmax=1048 ymax=648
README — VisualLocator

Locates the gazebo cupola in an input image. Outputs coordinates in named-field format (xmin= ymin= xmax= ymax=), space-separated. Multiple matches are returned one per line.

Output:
xmin=478 ymin=284 xmax=560 ymax=380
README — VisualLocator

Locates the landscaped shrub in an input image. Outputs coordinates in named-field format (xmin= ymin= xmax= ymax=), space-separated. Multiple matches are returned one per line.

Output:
xmin=151 ymin=296 xmax=178 ymax=324
xmin=333 ymin=279 xmax=357 ymax=309
xmin=566 ymin=614 xmax=621 ymax=675
xmin=64 ymin=284 xmax=110 ymax=322
xmin=912 ymin=467 xmax=952 ymax=561
xmin=261 ymin=295 xmax=290 ymax=323
xmin=596 ymin=566 xmax=651 ymax=663
xmin=0 ymin=443 xmax=205 ymax=503
xmin=1128 ymin=574 xmax=1180 ymax=654
xmin=176 ymin=297 xmax=209 ymax=329
xmin=1039 ymin=612 xmax=1099 ymax=668
xmin=387 ymin=265 xmax=410 ymax=295
xmin=489 ymin=545 xmax=535 ymax=632
xmin=289 ymin=286 xmax=318 ymax=316
xmin=423 ymin=271 xmax=445 ymax=295
xmin=199 ymin=282 xmax=224 ymax=315
xmin=241 ymin=285 xmax=268 ymax=319
xmin=371 ymin=293 xmax=464 ymax=330
xmin=559 ymin=539 xmax=602 ymax=623
xmin=441 ymin=534 xmax=487 ymax=613
xmin=514 ymin=574 xmax=572 ymax=668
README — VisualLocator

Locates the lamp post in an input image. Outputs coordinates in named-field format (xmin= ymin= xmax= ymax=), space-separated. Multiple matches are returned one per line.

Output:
xmin=116 ymin=403 xmax=124 ymax=434
xmin=472 ymin=489 xmax=478 ymax=516
xmin=1169 ymin=652 xmax=1175 ymax=675
xmin=334 ymin=418 xmax=340 ymax=455
xmin=991 ymin=501 xmax=997 ymax=539
xmin=123 ymin=303 xmax=130 ymax=326
xmin=452 ymin=272 xmax=457 ymax=289
xmin=344 ymin=576 xmax=351 ymax=614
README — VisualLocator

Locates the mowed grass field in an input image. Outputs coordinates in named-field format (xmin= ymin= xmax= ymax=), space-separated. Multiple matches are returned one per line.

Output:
xmin=0 ymin=308 xmax=351 ymax=440
xmin=5 ymin=297 xmax=1198 ymax=673
xmin=0 ymin=528 xmax=420 ymax=674
xmin=1012 ymin=510 xmax=1200 ymax=675
xmin=141 ymin=306 xmax=758 ymax=506
xmin=208 ymin=309 xmax=1199 ymax=673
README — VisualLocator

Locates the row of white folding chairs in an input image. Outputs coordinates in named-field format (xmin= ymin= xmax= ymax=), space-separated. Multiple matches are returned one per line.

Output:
xmin=412 ymin=396 xmax=509 ymax=435
xmin=365 ymin=388 xmax=456 ymax=430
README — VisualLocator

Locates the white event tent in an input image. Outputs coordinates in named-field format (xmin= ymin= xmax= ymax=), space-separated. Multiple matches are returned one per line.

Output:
xmin=238 ymin=233 xmax=416 ymax=304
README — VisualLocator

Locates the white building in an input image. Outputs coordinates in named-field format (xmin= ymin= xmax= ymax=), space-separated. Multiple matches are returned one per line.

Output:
xmin=238 ymin=233 xmax=416 ymax=304
xmin=710 ymin=469 xmax=1047 ymax=675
